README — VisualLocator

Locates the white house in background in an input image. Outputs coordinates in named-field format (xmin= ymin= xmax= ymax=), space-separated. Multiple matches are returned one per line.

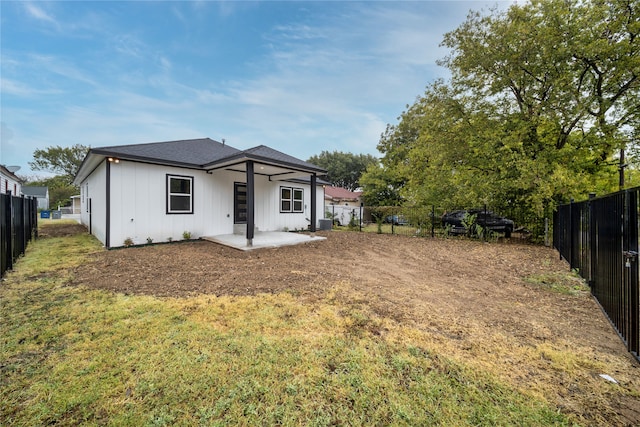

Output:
xmin=21 ymin=186 xmax=50 ymax=210
xmin=0 ymin=165 xmax=23 ymax=196
xmin=73 ymin=138 xmax=327 ymax=248
xmin=70 ymin=195 xmax=81 ymax=214
xmin=324 ymin=186 xmax=363 ymax=226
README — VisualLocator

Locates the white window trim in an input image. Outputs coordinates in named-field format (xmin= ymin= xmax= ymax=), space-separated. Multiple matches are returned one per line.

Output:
xmin=280 ymin=186 xmax=304 ymax=213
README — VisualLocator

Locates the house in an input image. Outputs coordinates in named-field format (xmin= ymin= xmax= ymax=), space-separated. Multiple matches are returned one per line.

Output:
xmin=70 ymin=195 xmax=81 ymax=214
xmin=324 ymin=186 xmax=362 ymax=207
xmin=324 ymin=186 xmax=363 ymax=226
xmin=73 ymin=138 xmax=327 ymax=248
xmin=0 ymin=165 xmax=23 ymax=196
xmin=21 ymin=186 xmax=50 ymax=210
xmin=59 ymin=195 xmax=81 ymax=214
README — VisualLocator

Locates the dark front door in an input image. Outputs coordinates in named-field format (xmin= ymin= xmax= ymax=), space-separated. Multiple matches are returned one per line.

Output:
xmin=234 ymin=182 xmax=247 ymax=224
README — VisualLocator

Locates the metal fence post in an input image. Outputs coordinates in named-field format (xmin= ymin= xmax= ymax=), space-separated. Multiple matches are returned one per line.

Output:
xmin=568 ymin=199 xmax=573 ymax=270
xmin=431 ymin=205 xmax=435 ymax=238
xmin=483 ymin=204 xmax=487 ymax=242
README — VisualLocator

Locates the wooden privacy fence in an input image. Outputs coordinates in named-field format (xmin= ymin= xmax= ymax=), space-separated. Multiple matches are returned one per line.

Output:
xmin=554 ymin=188 xmax=640 ymax=362
xmin=1 ymin=193 xmax=38 ymax=278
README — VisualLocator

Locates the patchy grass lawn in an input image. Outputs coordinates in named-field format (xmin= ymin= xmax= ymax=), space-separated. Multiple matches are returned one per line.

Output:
xmin=2 ymin=229 xmax=563 ymax=426
xmin=1 ymin=222 xmax=637 ymax=426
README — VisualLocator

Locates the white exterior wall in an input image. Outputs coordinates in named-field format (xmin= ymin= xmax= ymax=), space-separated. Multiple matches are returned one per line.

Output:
xmin=80 ymin=161 xmax=107 ymax=245
xmin=1 ymin=173 xmax=21 ymax=196
xmin=254 ymin=179 xmax=324 ymax=232
xmin=36 ymin=196 xmax=49 ymax=210
xmin=325 ymin=204 xmax=361 ymax=226
xmin=79 ymin=159 xmax=325 ymax=248
xmin=108 ymin=161 xmax=238 ymax=246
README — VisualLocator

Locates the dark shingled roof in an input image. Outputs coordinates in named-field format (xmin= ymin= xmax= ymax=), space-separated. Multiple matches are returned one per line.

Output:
xmin=75 ymin=138 xmax=326 ymax=184
xmin=21 ymin=186 xmax=49 ymax=198
xmin=216 ymin=145 xmax=325 ymax=173
xmin=91 ymin=138 xmax=242 ymax=168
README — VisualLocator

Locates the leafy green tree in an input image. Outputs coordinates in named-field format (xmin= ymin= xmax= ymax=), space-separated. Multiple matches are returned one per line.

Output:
xmin=308 ymin=151 xmax=377 ymax=191
xmin=359 ymin=94 xmax=430 ymax=206
xmin=365 ymin=0 xmax=638 ymax=222
xmin=440 ymin=0 xmax=638 ymax=161
xmin=359 ymin=163 xmax=405 ymax=206
xmin=27 ymin=144 xmax=89 ymax=208
xmin=29 ymin=144 xmax=89 ymax=184
xmin=24 ymin=175 xmax=78 ymax=209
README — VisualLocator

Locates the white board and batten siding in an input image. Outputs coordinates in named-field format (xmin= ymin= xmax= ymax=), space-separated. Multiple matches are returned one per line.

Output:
xmin=80 ymin=161 xmax=107 ymax=245
xmin=79 ymin=159 xmax=324 ymax=248
xmin=0 ymin=174 xmax=21 ymax=196
xmin=107 ymin=161 xmax=236 ymax=246
xmin=254 ymin=178 xmax=325 ymax=233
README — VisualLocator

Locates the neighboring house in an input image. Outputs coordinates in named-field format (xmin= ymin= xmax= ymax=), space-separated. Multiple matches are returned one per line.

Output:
xmin=0 ymin=165 xmax=23 ymax=196
xmin=70 ymin=195 xmax=81 ymax=214
xmin=324 ymin=186 xmax=363 ymax=226
xmin=73 ymin=138 xmax=327 ymax=248
xmin=324 ymin=186 xmax=362 ymax=207
xmin=21 ymin=186 xmax=50 ymax=210
xmin=59 ymin=195 xmax=81 ymax=214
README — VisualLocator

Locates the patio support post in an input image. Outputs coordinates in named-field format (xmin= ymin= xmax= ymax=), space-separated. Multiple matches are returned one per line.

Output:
xmin=246 ymin=160 xmax=255 ymax=247
xmin=310 ymin=173 xmax=317 ymax=234
xmin=105 ymin=159 xmax=111 ymax=249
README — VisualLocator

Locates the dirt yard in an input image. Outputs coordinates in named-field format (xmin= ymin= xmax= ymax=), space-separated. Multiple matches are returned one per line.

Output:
xmin=65 ymin=225 xmax=639 ymax=425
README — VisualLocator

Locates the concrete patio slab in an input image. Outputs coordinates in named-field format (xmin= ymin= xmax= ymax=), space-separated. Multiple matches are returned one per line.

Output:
xmin=203 ymin=231 xmax=326 ymax=251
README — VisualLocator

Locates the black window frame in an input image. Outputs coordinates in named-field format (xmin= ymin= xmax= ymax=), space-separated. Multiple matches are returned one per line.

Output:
xmin=280 ymin=186 xmax=304 ymax=213
xmin=234 ymin=182 xmax=247 ymax=224
xmin=166 ymin=174 xmax=194 ymax=215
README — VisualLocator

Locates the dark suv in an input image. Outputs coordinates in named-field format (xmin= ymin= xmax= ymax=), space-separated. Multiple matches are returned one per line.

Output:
xmin=442 ymin=209 xmax=514 ymax=238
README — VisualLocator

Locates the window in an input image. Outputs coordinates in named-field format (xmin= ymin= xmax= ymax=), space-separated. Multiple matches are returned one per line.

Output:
xmin=293 ymin=188 xmax=303 ymax=212
xmin=167 ymin=175 xmax=193 ymax=214
xmin=234 ymin=182 xmax=247 ymax=223
xmin=280 ymin=186 xmax=303 ymax=213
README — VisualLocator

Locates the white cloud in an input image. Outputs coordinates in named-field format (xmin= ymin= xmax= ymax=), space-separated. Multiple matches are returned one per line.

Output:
xmin=270 ymin=24 xmax=329 ymax=41
xmin=1 ymin=0 xmax=519 ymax=174
xmin=23 ymin=2 xmax=58 ymax=27
xmin=112 ymin=34 xmax=146 ymax=59
xmin=0 ymin=78 xmax=63 ymax=97
xmin=32 ymin=54 xmax=98 ymax=87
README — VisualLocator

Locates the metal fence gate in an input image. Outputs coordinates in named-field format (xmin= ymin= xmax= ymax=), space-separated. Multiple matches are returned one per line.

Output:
xmin=1 ymin=193 xmax=38 ymax=278
xmin=554 ymin=188 xmax=640 ymax=362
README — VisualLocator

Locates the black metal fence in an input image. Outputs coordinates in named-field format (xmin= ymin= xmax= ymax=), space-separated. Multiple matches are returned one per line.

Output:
xmin=351 ymin=205 xmax=545 ymax=243
xmin=1 ymin=193 xmax=38 ymax=278
xmin=554 ymin=189 xmax=640 ymax=362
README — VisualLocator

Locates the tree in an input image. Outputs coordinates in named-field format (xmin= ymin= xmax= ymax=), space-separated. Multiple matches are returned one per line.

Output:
xmin=359 ymin=163 xmax=405 ymax=206
xmin=24 ymin=175 xmax=78 ymax=209
xmin=364 ymin=0 xmax=638 ymax=224
xmin=439 ymin=0 xmax=638 ymax=159
xmin=307 ymin=151 xmax=377 ymax=191
xmin=29 ymin=144 xmax=90 ymax=184
xmin=359 ymin=91 xmax=430 ymax=206
xmin=27 ymin=144 xmax=90 ymax=208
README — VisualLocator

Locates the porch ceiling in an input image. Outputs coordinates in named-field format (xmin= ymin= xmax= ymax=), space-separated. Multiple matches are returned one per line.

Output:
xmin=208 ymin=160 xmax=318 ymax=181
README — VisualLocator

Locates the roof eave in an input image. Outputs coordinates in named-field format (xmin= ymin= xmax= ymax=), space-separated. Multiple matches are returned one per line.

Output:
xmin=90 ymin=148 xmax=205 ymax=169
xmin=204 ymin=153 xmax=326 ymax=175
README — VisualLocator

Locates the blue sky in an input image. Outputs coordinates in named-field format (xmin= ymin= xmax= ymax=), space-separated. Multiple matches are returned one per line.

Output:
xmin=1 ymin=1 xmax=513 ymax=177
